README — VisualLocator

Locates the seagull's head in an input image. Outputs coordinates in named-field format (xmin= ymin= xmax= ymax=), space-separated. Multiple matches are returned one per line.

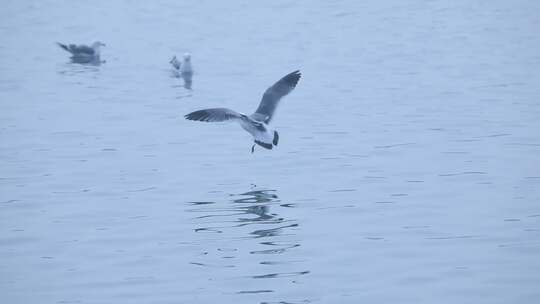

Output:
xmin=92 ymin=41 xmax=106 ymax=49
xmin=183 ymin=53 xmax=191 ymax=62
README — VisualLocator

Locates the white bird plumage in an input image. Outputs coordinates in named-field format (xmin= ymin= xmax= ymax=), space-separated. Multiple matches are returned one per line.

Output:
xmin=170 ymin=53 xmax=193 ymax=74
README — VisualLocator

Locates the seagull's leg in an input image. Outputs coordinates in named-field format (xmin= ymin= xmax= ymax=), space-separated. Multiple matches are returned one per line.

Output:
xmin=251 ymin=144 xmax=255 ymax=153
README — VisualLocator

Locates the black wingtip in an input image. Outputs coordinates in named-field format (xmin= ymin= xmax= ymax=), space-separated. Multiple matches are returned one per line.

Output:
xmin=284 ymin=70 xmax=301 ymax=88
xmin=56 ymin=42 xmax=69 ymax=52
xmin=255 ymin=140 xmax=273 ymax=150
xmin=185 ymin=110 xmax=209 ymax=122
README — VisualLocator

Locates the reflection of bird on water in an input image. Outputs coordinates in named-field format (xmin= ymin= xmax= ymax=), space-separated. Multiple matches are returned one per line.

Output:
xmin=188 ymin=189 xmax=306 ymax=284
xmin=232 ymin=190 xmax=298 ymax=249
xmin=185 ymin=70 xmax=301 ymax=152
xmin=190 ymin=189 xmax=284 ymax=233
xmin=233 ymin=190 xmax=279 ymax=223
xmin=190 ymin=188 xmax=298 ymax=245
xmin=170 ymin=53 xmax=193 ymax=89
xmin=233 ymin=190 xmax=279 ymax=204
xmin=57 ymin=41 xmax=105 ymax=64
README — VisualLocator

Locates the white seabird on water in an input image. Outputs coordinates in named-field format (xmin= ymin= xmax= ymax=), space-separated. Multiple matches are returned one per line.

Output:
xmin=170 ymin=53 xmax=193 ymax=74
xmin=185 ymin=70 xmax=301 ymax=153
xmin=57 ymin=41 xmax=105 ymax=60
xmin=170 ymin=53 xmax=194 ymax=89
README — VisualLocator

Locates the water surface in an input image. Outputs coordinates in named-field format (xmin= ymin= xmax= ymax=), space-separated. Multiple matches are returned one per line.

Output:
xmin=1 ymin=1 xmax=539 ymax=303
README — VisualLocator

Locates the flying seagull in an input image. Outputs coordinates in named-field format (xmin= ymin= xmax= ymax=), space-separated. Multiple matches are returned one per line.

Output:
xmin=57 ymin=41 xmax=105 ymax=60
xmin=170 ymin=53 xmax=193 ymax=74
xmin=185 ymin=70 xmax=301 ymax=153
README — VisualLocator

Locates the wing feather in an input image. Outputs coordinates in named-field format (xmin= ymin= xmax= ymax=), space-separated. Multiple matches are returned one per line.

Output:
xmin=252 ymin=70 xmax=301 ymax=123
xmin=69 ymin=44 xmax=95 ymax=55
xmin=184 ymin=108 xmax=243 ymax=122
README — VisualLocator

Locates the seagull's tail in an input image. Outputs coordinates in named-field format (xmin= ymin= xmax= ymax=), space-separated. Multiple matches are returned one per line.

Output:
xmin=56 ymin=42 xmax=69 ymax=52
xmin=273 ymin=131 xmax=279 ymax=146
xmin=255 ymin=140 xmax=273 ymax=150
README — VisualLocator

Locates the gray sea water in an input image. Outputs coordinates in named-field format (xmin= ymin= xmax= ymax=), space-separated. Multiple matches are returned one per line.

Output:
xmin=1 ymin=1 xmax=540 ymax=303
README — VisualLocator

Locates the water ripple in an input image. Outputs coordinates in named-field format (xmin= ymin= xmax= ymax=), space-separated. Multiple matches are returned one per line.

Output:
xmin=187 ymin=188 xmax=307 ymax=299
xmin=252 ymin=271 xmax=309 ymax=279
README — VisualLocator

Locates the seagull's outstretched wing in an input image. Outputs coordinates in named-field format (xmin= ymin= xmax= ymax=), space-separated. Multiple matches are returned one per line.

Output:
xmin=252 ymin=70 xmax=301 ymax=123
xmin=57 ymin=42 xmax=72 ymax=53
xmin=170 ymin=56 xmax=181 ymax=70
xmin=185 ymin=108 xmax=243 ymax=122
xmin=57 ymin=42 xmax=95 ymax=55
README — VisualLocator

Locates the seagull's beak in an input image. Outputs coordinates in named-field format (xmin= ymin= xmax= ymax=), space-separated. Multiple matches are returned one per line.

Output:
xmin=101 ymin=43 xmax=106 ymax=47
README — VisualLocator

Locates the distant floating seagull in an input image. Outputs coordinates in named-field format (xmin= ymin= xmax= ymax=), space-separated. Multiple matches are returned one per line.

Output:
xmin=185 ymin=70 xmax=301 ymax=152
xmin=57 ymin=41 xmax=105 ymax=60
xmin=170 ymin=53 xmax=193 ymax=89
xmin=170 ymin=53 xmax=193 ymax=74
